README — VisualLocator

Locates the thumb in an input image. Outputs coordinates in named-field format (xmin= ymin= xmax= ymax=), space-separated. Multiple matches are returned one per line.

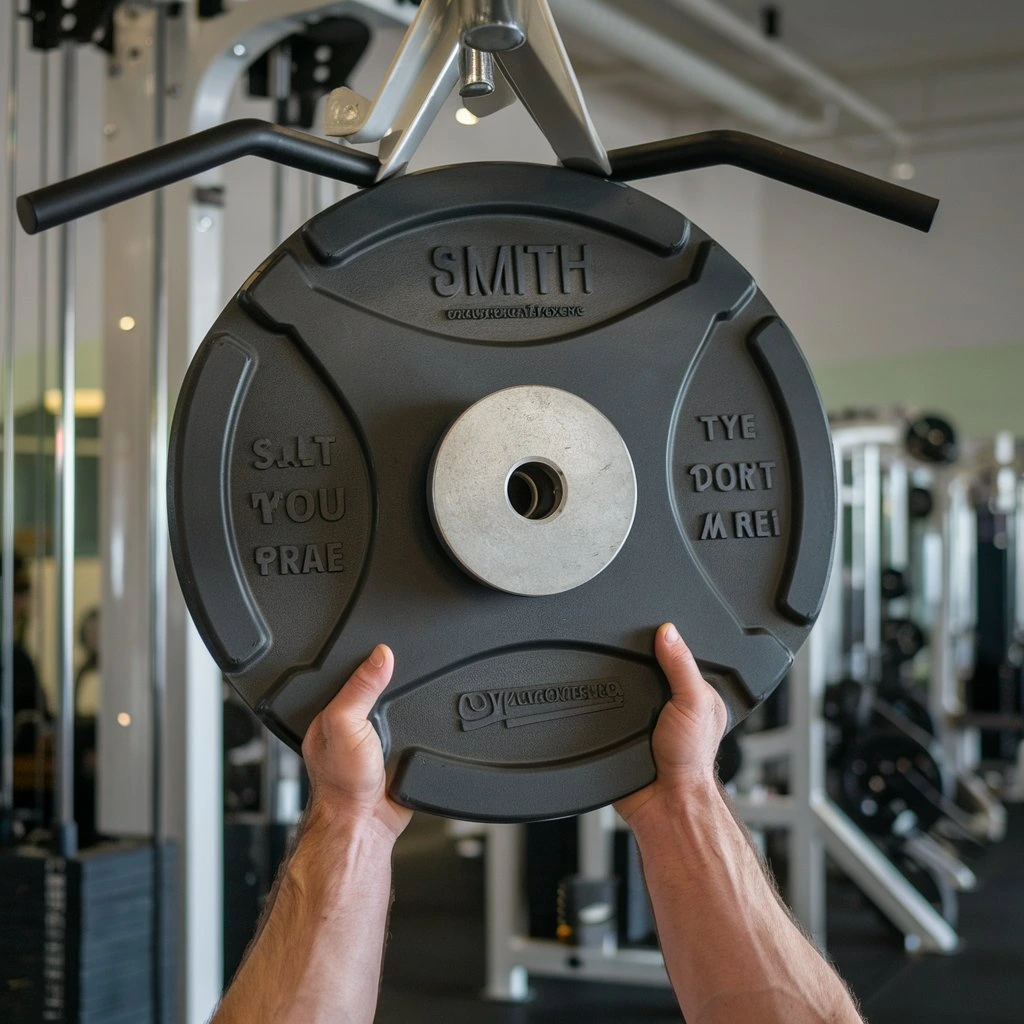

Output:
xmin=328 ymin=644 xmax=394 ymax=723
xmin=654 ymin=623 xmax=705 ymax=702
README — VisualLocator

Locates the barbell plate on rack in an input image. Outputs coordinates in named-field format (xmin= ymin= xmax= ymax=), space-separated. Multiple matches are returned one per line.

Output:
xmin=840 ymin=732 xmax=945 ymax=837
xmin=168 ymin=163 xmax=836 ymax=822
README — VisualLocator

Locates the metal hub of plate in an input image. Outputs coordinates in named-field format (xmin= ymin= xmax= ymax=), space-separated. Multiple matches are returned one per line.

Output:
xmin=429 ymin=385 xmax=637 ymax=596
xmin=167 ymin=162 xmax=837 ymax=822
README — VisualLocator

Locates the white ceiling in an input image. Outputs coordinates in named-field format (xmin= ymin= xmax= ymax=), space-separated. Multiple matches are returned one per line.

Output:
xmin=559 ymin=0 xmax=1024 ymax=157
xmin=720 ymin=0 xmax=1024 ymax=75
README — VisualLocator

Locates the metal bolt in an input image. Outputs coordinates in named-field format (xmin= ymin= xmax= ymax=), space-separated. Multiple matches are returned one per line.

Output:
xmin=460 ymin=46 xmax=495 ymax=99
xmin=197 ymin=215 xmax=214 ymax=233
xmin=232 ymin=43 xmax=247 ymax=58
xmin=102 ymin=122 xmax=118 ymax=138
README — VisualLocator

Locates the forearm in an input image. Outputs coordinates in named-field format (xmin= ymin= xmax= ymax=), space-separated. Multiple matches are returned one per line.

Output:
xmin=630 ymin=782 xmax=862 ymax=1024
xmin=214 ymin=809 xmax=397 ymax=1024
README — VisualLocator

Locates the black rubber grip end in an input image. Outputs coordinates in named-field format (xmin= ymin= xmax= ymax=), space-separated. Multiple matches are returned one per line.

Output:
xmin=16 ymin=194 xmax=39 ymax=235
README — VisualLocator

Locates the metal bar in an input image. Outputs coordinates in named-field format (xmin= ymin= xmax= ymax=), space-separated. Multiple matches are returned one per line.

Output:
xmin=54 ymin=41 xmax=78 ymax=857
xmin=902 ymin=832 xmax=976 ymax=892
xmin=863 ymin=443 xmax=883 ymax=677
xmin=1 ymin=0 xmax=20 ymax=840
xmin=484 ymin=824 xmax=530 ymax=1001
xmin=886 ymin=458 xmax=910 ymax=571
xmin=731 ymin=794 xmax=797 ymax=828
xmin=34 ymin=46 xmax=51 ymax=828
xmin=374 ymin=11 xmax=461 ymax=179
xmin=1016 ymin=475 xmax=1024 ymax=637
xmin=788 ymin=625 xmax=828 ymax=945
xmin=17 ymin=119 xmax=380 ymax=235
xmin=815 ymin=799 xmax=959 ymax=953
xmin=271 ymin=43 xmax=291 ymax=248
xmin=577 ymin=807 xmax=614 ymax=878
xmin=508 ymin=937 xmax=670 ymax=987
xmin=736 ymin=726 xmax=792 ymax=765
xmin=325 ymin=0 xmax=455 ymax=142
xmin=494 ymin=0 xmax=610 ymax=176
xmin=608 ymin=130 xmax=938 ymax=232
xmin=149 ymin=8 xmax=169 ymax=1020
xmin=848 ymin=448 xmax=868 ymax=680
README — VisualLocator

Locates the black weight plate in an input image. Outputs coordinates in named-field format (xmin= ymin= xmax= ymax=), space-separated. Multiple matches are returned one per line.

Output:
xmin=881 ymin=617 xmax=926 ymax=663
xmin=905 ymin=414 xmax=958 ymax=465
xmin=880 ymin=566 xmax=908 ymax=600
xmin=908 ymin=486 xmax=934 ymax=519
xmin=168 ymin=163 xmax=837 ymax=822
xmin=840 ymin=733 xmax=944 ymax=836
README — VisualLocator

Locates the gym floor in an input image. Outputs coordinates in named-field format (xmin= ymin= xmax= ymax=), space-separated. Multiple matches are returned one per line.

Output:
xmin=376 ymin=807 xmax=1024 ymax=1023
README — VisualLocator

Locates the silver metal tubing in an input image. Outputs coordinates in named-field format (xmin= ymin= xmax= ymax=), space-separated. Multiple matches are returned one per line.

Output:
xmin=34 ymin=47 xmax=51 ymax=825
xmin=862 ymin=443 xmax=883 ymax=676
xmin=459 ymin=45 xmax=495 ymax=98
xmin=1 ymin=0 xmax=21 ymax=836
xmin=54 ymin=41 xmax=78 ymax=857
xmin=149 ymin=7 xmax=170 ymax=1019
xmin=271 ymin=42 xmax=291 ymax=246
xmin=484 ymin=824 xmax=530 ymax=1001
xmin=461 ymin=0 xmax=527 ymax=51
xmin=577 ymin=807 xmax=614 ymax=879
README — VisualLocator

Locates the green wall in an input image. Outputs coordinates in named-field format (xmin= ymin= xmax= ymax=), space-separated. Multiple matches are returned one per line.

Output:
xmin=9 ymin=337 xmax=1023 ymax=440
xmin=813 ymin=340 xmax=1024 ymax=439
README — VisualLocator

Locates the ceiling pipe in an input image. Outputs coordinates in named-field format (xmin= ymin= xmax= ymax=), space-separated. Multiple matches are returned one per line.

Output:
xmin=665 ymin=0 xmax=912 ymax=151
xmin=551 ymin=0 xmax=832 ymax=139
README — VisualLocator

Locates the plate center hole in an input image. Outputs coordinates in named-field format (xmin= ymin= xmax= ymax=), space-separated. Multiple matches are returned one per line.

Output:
xmin=507 ymin=461 xmax=564 ymax=521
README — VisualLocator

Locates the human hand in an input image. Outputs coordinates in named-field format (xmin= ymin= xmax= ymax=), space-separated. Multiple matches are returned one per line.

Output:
xmin=301 ymin=644 xmax=413 ymax=843
xmin=614 ymin=623 xmax=728 ymax=825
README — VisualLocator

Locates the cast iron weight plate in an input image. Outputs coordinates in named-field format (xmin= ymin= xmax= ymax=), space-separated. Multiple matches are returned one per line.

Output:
xmin=168 ymin=162 xmax=837 ymax=822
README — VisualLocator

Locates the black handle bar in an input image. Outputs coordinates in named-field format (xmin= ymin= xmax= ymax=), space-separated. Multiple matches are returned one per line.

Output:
xmin=17 ymin=119 xmax=937 ymax=235
xmin=17 ymin=118 xmax=380 ymax=234
xmin=609 ymin=130 xmax=937 ymax=232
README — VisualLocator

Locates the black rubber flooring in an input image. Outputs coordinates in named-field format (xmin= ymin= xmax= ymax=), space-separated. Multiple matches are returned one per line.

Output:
xmin=377 ymin=807 xmax=1024 ymax=1023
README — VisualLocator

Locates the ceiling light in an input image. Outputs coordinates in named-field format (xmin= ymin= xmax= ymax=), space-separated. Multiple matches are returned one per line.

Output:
xmin=891 ymin=160 xmax=916 ymax=181
xmin=455 ymin=107 xmax=479 ymax=126
xmin=119 ymin=314 xmax=136 ymax=331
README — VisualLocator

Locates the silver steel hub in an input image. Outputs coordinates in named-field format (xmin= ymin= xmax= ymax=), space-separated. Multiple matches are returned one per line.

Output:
xmin=429 ymin=385 xmax=637 ymax=596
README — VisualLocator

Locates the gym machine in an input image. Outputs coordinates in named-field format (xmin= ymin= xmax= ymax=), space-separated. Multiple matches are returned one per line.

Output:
xmin=8 ymin=0 xmax=943 ymax=1014
xmin=934 ymin=432 xmax=1024 ymax=788
xmin=2 ymin=3 xmax=420 ymax=1020
xmin=733 ymin=412 xmax=1006 ymax=956
xmin=482 ymin=414 xmax=977 ymax=996
xmin=824 ymin=414 xmax=997 ymax=925
xmin=0 ymin=7 xmax=180 ymax=1021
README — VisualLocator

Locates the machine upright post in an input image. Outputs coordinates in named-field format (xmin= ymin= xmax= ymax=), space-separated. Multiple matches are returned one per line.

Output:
xmin=0 ymin=0 xmax=20 ymax=842
xmin=54 ymin=40 xmax=79 ymax=858
xmin=149 ymin=7 xmax=170 ymax=1020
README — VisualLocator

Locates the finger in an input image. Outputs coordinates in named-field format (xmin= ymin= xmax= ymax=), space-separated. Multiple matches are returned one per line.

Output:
xmin=654 ymin=623 xmax=704 ymax=700
xmin=327 ymin=644 xmax=394 ymax=723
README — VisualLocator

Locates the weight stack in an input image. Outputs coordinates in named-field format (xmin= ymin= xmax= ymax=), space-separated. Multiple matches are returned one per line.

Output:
xmin=525 ymin=821 xmax=655 ymax=947
xmin=0 ymin=841 xmax=176 ymax=1023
